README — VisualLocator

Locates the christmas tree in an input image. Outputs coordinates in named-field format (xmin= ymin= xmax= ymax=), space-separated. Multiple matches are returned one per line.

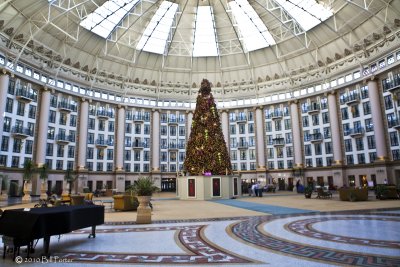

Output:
xmin=184 ymin=79 xmax=233 ymax=175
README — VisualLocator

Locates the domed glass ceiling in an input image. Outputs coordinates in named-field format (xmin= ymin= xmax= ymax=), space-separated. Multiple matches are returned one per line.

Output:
xmin=1 ymin=0 xmax=399 ymax=101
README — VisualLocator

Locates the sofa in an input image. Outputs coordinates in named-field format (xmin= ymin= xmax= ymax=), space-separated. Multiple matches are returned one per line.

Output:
xmin=113 ymin=195 xmax=139 ymax=211
xmin=338 ymin=187 xmax=368 ymax=201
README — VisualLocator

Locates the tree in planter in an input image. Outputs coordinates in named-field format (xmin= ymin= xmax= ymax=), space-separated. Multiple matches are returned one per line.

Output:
xmin=304 ymin=185 xmax=313 ymax=198
xmin=22 ymin=159 xmax=35 ymax=202
xmin=0 ymin=174 xmax=9 ymax=200
xmin=131 ymin=177 xmax=160 ymax=224
xmin=64 ymin=169 xmax=77 ymax=195
xmin=38 ymin=164 xmax=49 ymax=199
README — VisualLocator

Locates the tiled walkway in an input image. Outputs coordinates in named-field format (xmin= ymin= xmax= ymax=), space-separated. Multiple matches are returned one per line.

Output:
xmin=1 ymin=193 xmax=399 ymax=266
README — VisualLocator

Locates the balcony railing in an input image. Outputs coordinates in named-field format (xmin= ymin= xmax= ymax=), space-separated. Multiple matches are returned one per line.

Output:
xmin=236 ymin=116 xmax=247 ymax=123
xmin=96 ymin=110 xmax=114 ymax=119
xmin=388 ymin=118 xmax=400 ymax=129
xmin=310 ymin=133 xmax=323 ymax=143
xmin=11 ymin=126 xmax=32 ymax=138
xmin=133 ymin=114 xmax=145 ymax=122
xmin=307 ymin=104 xmax=320 ymax=114
xmin=95 ymin=139 xmax=114 ymax=147
xmin=272 ymin=138 xmax=285 ymax=146
xmin=344 ymin=127 xmax=365 ymax=137
xmin=343 ymin=94 xmax=360 ymax=105
xmin=238 ymin=142 xmax=249 ymax=149
xmin=168 ymin=143 xmax=179 ymax=150
xmin=56 ymin=134 xmax=72 ymax=143
xmin=271 ymin=111 xmax=283 ymax=120
xmin=16 ymin=88 xmax=36 ymax=102
xmin=382 ymin=74 xmax=400 ymax=92
xmin=132 ymin=142 xmax=145 ymax=149
xmin=58 ymin=102 xmax=77 ymax=112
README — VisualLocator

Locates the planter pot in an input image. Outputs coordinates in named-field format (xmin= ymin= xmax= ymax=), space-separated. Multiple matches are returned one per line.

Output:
xmin=136 ymin=196 xmax=152 ymax=224
xmin=0 ymin=190 xmax=8 ymax=201
xmin=305 ymin=193 xmax=312 ymax=199
xmin=22 ymin=181 xmax=32 ymax=202
xmin=40 ymin=181 xmax=48 ymax=200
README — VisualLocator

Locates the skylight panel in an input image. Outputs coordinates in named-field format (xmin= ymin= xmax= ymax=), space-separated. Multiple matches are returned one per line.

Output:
xmin=193 ymin=6 xmax=218 ymax=57
xmin=229 ymin=0 xmax=276 ymax=52
xmin=136 ymin=1 xmax=179 ymax=55
xmin=80 ymin=0 xmax=139 ymax=39
xmin=275 ymin=0 xmax=333 ymax=31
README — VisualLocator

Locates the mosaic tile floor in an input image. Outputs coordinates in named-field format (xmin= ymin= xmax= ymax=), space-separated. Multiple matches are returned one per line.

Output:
xmin=1 ymin=208 xmax=399 ymax=266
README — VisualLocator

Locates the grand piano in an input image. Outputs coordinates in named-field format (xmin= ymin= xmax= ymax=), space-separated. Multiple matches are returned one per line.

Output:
xmin=0 ymin=205 xmax=104 ymax=257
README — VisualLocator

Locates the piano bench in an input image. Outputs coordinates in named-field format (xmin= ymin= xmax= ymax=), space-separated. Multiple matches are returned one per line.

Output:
xmin=2 ymin=236 xmax=32 ymax=260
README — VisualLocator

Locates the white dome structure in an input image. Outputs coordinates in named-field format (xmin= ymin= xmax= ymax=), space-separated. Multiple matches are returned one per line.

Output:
xmin=0 ymin=0 xmax=399 ymax=102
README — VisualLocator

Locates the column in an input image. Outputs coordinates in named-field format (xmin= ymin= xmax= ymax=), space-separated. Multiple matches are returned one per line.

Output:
xmin=115 ymin=105 xmax=126 ymax=193
xmin=32 ymin=87 xmax=51 ymax=195
xmin=254 ymin=107 xmax=266 ymax=170
xmin=368 ymin=79 xmax=388 ymax=161
xmin=368 ymin=78 xmax=389 ymax=183
xmin=186 ymin=111 xmax=193 ymax=140
xmin=77 ymin=99 xmax=89 ymax=170
xmin=115 ymin=105 xmax=125 ymax=171
xmin=0 ymin=71 xmax=10 ymax=137
xmin=151 ymin=109 xmax=160 ymax=172
xmin=221 ymin=110 xmax=230 ymax=148
xmin=290 ymin=101 xmax=303 ymax=168
xmin=327 ymin=92 xmax=343 ymax=165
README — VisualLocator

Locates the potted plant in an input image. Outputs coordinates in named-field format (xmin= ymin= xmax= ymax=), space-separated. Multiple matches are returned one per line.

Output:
xmin=39 ymin=164 xmax=49 ymax=199
xmin=22 ymin=159 xmax=34 ymax=202
xmin=0 ymin=174 xmax=9 ymax=201
xmin=304 ymin=185 xmax=313 ymax=198
xmin=64 ymin=169 xmax=76 ymax=195
xmin=131 ymin=177 xmax=159 ymax=224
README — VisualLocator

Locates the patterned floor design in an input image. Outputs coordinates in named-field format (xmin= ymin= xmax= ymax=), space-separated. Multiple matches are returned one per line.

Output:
xmin=1 ymin=208 xmax=400 ymax=266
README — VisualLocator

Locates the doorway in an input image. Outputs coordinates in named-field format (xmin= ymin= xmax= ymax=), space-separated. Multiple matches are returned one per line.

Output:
xmin=161 ymin=178 xmax=176 ymax=192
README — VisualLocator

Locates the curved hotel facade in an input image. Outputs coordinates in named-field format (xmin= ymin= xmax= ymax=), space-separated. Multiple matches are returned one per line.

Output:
xmin=0 ymin=49 xmax=400 ymax=195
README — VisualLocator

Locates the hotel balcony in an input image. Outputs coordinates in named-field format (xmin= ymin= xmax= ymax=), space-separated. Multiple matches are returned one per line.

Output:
xmin=56 ymin=134 xmax=72 ymax=144
xmin=344 ymin=94 xmax=360 ymax=105
xmin=11 ymin=126 xmax=31 ymax=138
xmin=16 ymin=88 xmax=36 ymax=103
xmin=133 ymin=114 xmax=145 ymax=123
xmin=96 ymin=110 xmax=114 ymax=119
xmin=271 ymin=111 xmax=283 ymax=120
xmin=96 ymin=139 xmax=113 ymax=148
xmin=238 ymin=142 xmax=249 ymax=149
xmin=382 ymin=75 xmax=400 ymax=92
xmin=310 ymin=133 xmax=323 ymax=143
xmin=307 ymin=104 xmax=320 ymax=114
xmin=168 ymin=118 xmax=178 ymax=125
xmin=272 ymin=138 xmax=285 ymax=147
xmin=58 ymin=102 xmax=77 ymax=113
xmin=345 ymin=127 xmax=365 ymax=137
xmin=236 ymin=116 xmax=247 ymax=123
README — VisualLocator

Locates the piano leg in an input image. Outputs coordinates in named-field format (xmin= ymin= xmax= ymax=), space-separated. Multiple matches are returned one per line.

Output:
xmin=43 ymin=236 xmax=50 ymax=256
xmin=88 ymin=226 xmax=96 ymax=238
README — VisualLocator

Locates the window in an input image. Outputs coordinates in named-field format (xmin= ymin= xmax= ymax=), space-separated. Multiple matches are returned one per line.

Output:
xmin=390 ymin=132 xmax=399 ymax=146
xmin=49 ymin=110 xmax=56 ymax=123
xmin=57 ymin=145 xmax=65 ymax=157
xmin=286 ymin=146 xmax=293 ymax=157
xmin=108 ymin=121 xmax=114 ymax=132
xmin=87 ymin=147 xmax=94 ymax=159
xmin=314 ymin=143 xmax=322 ymax=155
xmin=58 ymin=112 xmax=67 ymax=125
xmin=304 ymin=144 xmax=312 ymax=156
xmin=25 ymin=140 xmax=33 ymax=154
xmin=312 ymin=114 xmax=319 ymax=126
xmin=341 ymin=107 xmax=348 ymax=120
xmin=28 ymin=105 xmax=36 ymax=119
xmin=240 ymin=150 xmax=247 ymax=160
xmin=240 ymin=162 xmax=247 ymax=171
xmin=392 ymin=149 xmax=400 ymax=160
xmin=267 ymin=148 xmax=274 ymax=158
xmin=134 ymin=150 xmax=140 ymax=161
xmin=230 ymin=151 xmax=237 ymax=161
xmin=274 ymin=120 xmax=282 ymax=131
xmin=306 ymin=158 xmax=313 ymax=167
xmin=346 ymin=155 xmax=354 ymax=165
xmin=268 ymin=161 xmax=274 ymax=169
xmin=98 ymin=120 xmax=105 ymax=131
xmin=302 ymin=116 xmax=309 ymax=127
xmin=68 ymin=146 xmax=75 ymax=158
xmin=344 ymin=139 xmax=352 ymax=152
xmin=87 ymin=162 xmax=93 ymax=171
xmin=265 ymin=121 xmax=272 ymax=132
xmin=13 ymin=139 xmax=22 ymax=153
xmin=88 ymin=133 xmax=95 ymax=144
xmin=316 ymin=158 xmax=323 ymax=167
xmin=355 ymin=138 xmax=364 ymax=151
xmin=367 ymin=136 xmax=376 ymax=149
xmin=16 ymin=101 xmax=25 ymax=116
xmin=107 ymin=163 xmax=113 ymax=172
xmin=1 ymin=136 xmax=9 ymax=151
xmin=3 ymin=117 xmax=11 ymax=132
xmin=5 ymin=98 xmax=13 ymax=113
xmin=161 ymin=125 xmax=167 ymax=135
xmin=384 ymin=95 xmax=393 ymax=109
xmin=88 ymin=118 xmax=95 ymax=130
xmin=322 ymin=141 xmax=332 ymax=154
xmin=96 ymin=162 xmax=103 ymax=172
xmin=179 ymin=126 xmax=185 ymax=136
xmin=11 ymin=156 xmax=20 ymax=168
xmin=97 ymin=149 xmax=104 ymax=160
xmin=365 ymin=118 xmax=373 ymax=132
xmin=284 ymin=119 xmax=291 ymax=130
xmin=47 ymin=127 xmax=55 ymax=139
xmin=357 ymin=154 xmax=365 ymax=164
xmin=322 ymin=112 xmax=329 ymax=124
xmin=46 ymin=143 xmax=53 ymax=156
xmin=239 ymin=124 xmax=246 ymax=134
xmin=230 ymin=125 xmax=236 ymax=135
xmin=170 ymin=126 xmax=177 ymax=136
xmin=107 ymin=149 xmax=114 ymax=160
xmin=360 ymin=86 xmax=368 ymax=99
xmin=362 ymin=102 xmax=371 ymax=115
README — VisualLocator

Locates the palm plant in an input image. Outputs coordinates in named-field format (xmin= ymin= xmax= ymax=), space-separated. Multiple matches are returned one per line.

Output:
xmin=132 ymin=177 xmax=159 ymax=196
xmin=39 ymin=164 xmax=49 ymax=181
xmin=22 ymin=159 xmax=35 ymax=182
